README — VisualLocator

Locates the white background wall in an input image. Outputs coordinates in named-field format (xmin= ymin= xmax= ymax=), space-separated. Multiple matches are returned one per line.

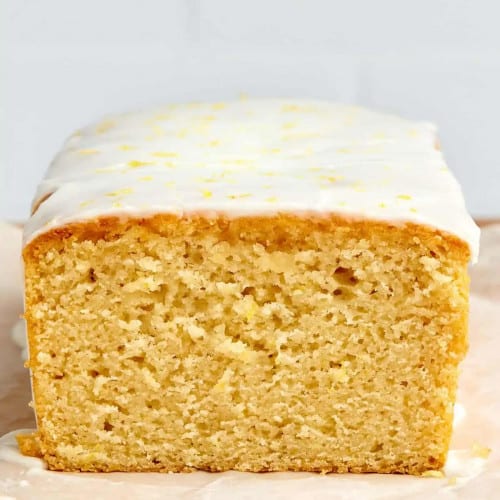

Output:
xmin=2 ymin=0 xmax=499 ymax=220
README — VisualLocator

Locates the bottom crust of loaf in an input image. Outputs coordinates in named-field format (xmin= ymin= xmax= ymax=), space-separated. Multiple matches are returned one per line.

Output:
xmin=17 ymin=431 xmax=445 ymax=474
xmin=22 ymin=213 xmax=470 ymax=474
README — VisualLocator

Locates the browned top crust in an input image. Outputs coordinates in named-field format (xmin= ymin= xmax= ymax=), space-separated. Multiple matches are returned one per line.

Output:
xmin=24 ymin=212 xmax=470 ymax=265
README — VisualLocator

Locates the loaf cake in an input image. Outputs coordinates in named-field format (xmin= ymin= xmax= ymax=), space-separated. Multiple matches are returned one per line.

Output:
xmin=19 ymin=99 xmax=479 ymax=474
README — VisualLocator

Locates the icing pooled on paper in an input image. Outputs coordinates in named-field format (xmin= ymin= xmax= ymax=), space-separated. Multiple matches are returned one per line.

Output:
xmin=24 ymin=99 xmax=479 ymax=261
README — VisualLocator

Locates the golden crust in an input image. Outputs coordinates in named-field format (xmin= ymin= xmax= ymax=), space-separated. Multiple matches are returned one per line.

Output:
xmin=17 ymin=432 xmax=444 ymax=474
xmin=24 ymin=212 xmax=470 ymax=263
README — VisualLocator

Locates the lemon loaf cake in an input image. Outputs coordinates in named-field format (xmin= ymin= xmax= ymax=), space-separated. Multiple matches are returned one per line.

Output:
xmin=20 ymin=99 xmax=479 ymax=474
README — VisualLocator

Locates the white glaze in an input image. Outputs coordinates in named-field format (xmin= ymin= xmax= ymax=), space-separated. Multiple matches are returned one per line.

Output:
xmin=10 ymin=319 xmax=28 ymax=361
xmin=24 ymin=99 xmax=479 ymax=261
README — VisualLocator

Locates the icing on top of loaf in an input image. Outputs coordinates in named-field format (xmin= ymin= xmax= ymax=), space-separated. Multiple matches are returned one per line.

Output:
xmin=25 ymin=98 xmax=479 ymax=261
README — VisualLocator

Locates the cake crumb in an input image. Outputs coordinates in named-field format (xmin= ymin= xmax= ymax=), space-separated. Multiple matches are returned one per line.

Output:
xmin=422 ymin=470 xmax=444 ymax=478
xmin=471 ymin=442 xmax=492 ymax=459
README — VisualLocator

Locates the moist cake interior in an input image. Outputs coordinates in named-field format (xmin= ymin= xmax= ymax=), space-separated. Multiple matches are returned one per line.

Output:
xmin=20 ymin=214 xmax=469 ymax=474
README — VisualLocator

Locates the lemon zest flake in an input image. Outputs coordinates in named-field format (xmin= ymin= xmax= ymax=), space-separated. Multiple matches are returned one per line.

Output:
xmin=128 ymin=160 xmax=153 ymax=168
xmin=77 ymin=148 xmax=100 ymax=155
xmin=152 ymin=151 xmax=179 ymax=158
xmin=96 ymin=120 xmax=115 ymax=134
xmin=228 ymin=194 xmax=251 ymax=199
xmin=106 ymin=188 xmax=133 ymax=197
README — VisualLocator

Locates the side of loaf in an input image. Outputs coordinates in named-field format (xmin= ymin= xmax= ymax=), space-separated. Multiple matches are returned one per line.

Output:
xmin=21 ymin=213 xmax=470 ymax=474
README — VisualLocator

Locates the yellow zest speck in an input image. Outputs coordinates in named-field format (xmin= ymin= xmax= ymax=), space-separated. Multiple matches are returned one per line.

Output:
xmin=118 ymin=144 xmax=136 ymax=151
xmin=151 ymin=125 xmax=166 ymax=136
xmin=471 ymin=443 xmax=492 ymax=459
xmin=200 ymin=115 xmax=216 ymax=121
xmin=337 ymin=147 xmax=351 ymax=154
xmin=228 ymin=193 xmax=251 ymax=199
xmin=212 ymin=103 xmax=226 ymax=111
xmin=378 ymin=202 xmax=387 ymax=208
xmin=153 ymin=113 xmax=170 ymax=121
xmin=281 ymin=103 xmax=313 ymax=112
xmin=96 ymin=120 xmax=115 ymax=134
xmin=79 ymin=200 xmax=94 ymax=208
xmin=263 ymin=184 xmax=273 ymax=189
xmin=383 ymin=165 xmax=391 ymax=171
xmin=207 ymin=140 xmax=221 ymax=147
xmin=408 ymin=129 xmax=419 ymax=137
xmin=222 ymin=158 xmax=253 ymax=166
xmin=128 ymin=160 xmax=153 ymax=168
xmin=265 ymin=197 xmax=278 ymax=203
xmin=94 ymin=167 xmax=116 ymax=174
xmin=196 ymin=175 xmax=218 ymax=183
xmin=77 ymin=148 xmax=100 ymax=155
xmin=152 ymin=151 xmax=179 ymax=158
xmin=202 ymin=190 xmax=213 ymax=199
xmin=372 ymin=132 xmax=386 ymax=140
xmin=447 ymin=476 xmax=457 ymax=486
xmin=409 ymin=208 xmax=418 ymax=213
xmin=397 ymin=194 xmax=412 ymax=200
xmin=263 ymin=171 xmax=277 ymax=177
xmin=164 ymin=161 xmax=175 ymax=168
xmin=239 ymin=92 xmax=249 ymax=101
xmin=319 ymin=175 xmax=342 ymax=183
xmin=176 ymin=129 xmax=188 ymax=139
xmin=282 ymin=122 xmax=297 ymax=130
xmin=338 ymin=201 xmax=347 ymax=207
xmin=351 ymin=182 xmax=365 ymax=192
xmin=139 ymin=176 xmax=153 ymax=182
xmin=193 ymin=125 xmax=210 ymax=136
xmin=112 ymin=202 xmax=123 ymax=208
xmin=262 ymin=147 xmax=281 ymax=154
xmin=106 ymin=188 xmax=133 ymax=197
xmin=422 ymin=470 xmax=444 ymax=478
xmin=308 ymin=166 xmax=322 ymax=172
xmin=165 ymin=181 xmax=175 ymax=187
